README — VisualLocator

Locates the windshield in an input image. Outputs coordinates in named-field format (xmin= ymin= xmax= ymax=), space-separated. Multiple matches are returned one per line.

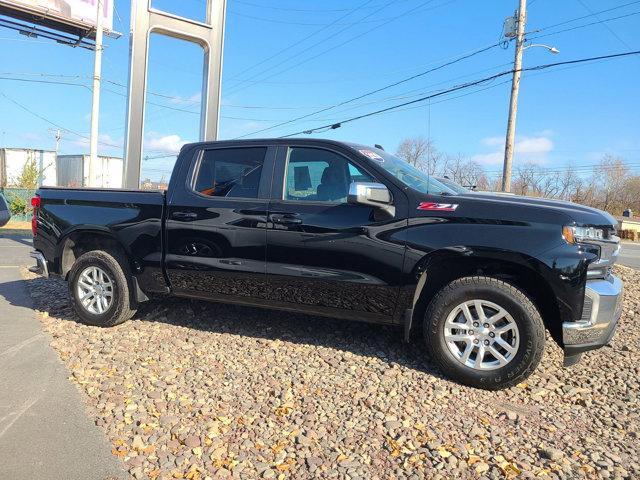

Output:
xmin=436 ymin=177 xmax=470 ymax=194
xmin=349 ymin=145 xmax=457 ymax=195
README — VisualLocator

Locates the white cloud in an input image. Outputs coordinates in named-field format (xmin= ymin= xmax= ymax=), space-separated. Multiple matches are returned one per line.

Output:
xmin=145 ymin=132 xmax=189 ymax=154
xmin=480 ymin=136 xmax=504 ymax=147
xmin=471 ymin=134 xmax=554 ymax=166
xmin=169 ymin=93 xmax=201 ymax=106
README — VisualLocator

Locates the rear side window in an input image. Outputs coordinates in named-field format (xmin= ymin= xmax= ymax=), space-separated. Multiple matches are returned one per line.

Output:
xmin=193 ymin=147 xmax=266 ymax=198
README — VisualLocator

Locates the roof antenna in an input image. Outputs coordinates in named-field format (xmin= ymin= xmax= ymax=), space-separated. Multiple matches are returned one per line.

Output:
xmin=374 ymin=144 xmax=384 ymax=151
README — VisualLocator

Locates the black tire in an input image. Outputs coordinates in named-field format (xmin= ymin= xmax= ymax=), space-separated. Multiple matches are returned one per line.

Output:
xmin=68 ymin=250 xmax=136 ymax=327
xmin=423 ymin=276 xmax=545 ymax=390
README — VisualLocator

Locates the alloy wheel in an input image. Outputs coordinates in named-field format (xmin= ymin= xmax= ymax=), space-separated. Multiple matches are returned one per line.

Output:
xmin=76 ymin=266 xmax=114 ymax=315
xmin=443 ymin=299 xmax=520 ymax=370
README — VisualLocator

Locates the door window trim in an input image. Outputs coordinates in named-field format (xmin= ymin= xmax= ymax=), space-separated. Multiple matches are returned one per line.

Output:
xmin=185 ymin=145 xmax=275 ymax=201
xmin=276 ymin=145 xmax=382 ymax=205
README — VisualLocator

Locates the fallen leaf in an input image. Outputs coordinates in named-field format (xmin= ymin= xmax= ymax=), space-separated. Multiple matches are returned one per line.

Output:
xmin=437 ymin=446 xmax=452 ymax=458
xmin=111 ymin=448 xmax=127 ymax=458
xmin=386 ymin=437 xmax=402 ymax=457
xmin=467 ymin=454 xmax=481 ymax=465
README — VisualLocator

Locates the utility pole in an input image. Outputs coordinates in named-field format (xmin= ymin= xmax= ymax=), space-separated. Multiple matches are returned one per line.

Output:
xmin=501 ymin=0 xmax=527 ymax=192
xmin=88 ymin=0 xmax=104 ymax=187
xmin=48 ymin=128 xmax=62 ymax=155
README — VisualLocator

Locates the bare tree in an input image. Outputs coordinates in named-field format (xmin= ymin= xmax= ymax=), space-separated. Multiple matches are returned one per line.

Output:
xmin=443 ymin=154 xmax=487 ymax=190
xmin=393 ymin=139 xmax=634 ymax=216
xmin=512 ymin=163 xmax=538 ymax=196
xmin=593 ymin=155 xmax=629 ymax=214
xmin=396 ymin=136 xmax=442 ymax=174
xmin=557 ymin=166 xmax=581 ymax=201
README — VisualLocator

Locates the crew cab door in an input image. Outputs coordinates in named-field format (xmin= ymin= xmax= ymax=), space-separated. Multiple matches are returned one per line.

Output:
xmin=165 ymin=145 xmax=275 ymax=302
xmin=265 ymin=144 xmax=408 ymax=323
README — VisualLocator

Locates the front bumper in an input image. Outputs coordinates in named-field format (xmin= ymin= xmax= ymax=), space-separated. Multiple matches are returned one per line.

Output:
xmin=563 ymin=274 xmax=623 ymax=358
xmin=29 ymin=250 xmax=49 ymax=277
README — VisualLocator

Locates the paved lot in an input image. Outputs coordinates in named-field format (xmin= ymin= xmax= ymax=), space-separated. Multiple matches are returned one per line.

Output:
xmin=619 ymin=241 xmax=640 ymax=270
xmin=0 ymin=232 xmax=126 ymax=480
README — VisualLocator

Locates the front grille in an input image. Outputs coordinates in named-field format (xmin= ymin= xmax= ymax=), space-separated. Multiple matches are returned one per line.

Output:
xmin=599 ymin=241 xmax=619 ymax=265
xmin=581 ymin=295 xmax=593 ymax=322
xmin=586 ymin=231 xmax=620 ymax=276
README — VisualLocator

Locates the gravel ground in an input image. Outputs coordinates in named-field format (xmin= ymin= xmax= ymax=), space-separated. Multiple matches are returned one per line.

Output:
xmin=22 ymin=266 xmax=639 ymax=480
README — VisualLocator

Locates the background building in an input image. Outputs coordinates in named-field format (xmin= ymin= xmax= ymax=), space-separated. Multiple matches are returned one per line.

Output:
xmin=0 ymin=148 xmax=57 ymax=187
xmin=57 ymin=154 xmax=123 ymax=188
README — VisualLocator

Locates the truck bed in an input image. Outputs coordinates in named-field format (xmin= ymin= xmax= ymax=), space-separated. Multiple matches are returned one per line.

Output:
xmin=33 ymin=187 xmax=167 ymax=293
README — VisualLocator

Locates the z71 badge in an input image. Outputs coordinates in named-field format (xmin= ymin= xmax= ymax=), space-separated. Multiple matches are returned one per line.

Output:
xmin=417 ymin=202 xmax=459 ymax=212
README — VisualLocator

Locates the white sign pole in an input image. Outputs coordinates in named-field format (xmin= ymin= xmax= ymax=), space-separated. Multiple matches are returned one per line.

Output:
xmin=88 ymin=0 xmax=104 ymax=187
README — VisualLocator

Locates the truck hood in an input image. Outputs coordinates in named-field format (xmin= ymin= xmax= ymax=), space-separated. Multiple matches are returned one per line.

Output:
xmin=453 ymin=192 xmax=617 ymax=228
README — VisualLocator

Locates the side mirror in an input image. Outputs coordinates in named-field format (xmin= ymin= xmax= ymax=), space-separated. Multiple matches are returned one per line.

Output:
xmin=348 ymin=182 xmax=395 ymax=216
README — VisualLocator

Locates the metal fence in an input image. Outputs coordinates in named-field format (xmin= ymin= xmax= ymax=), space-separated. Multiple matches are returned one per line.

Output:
xmin=0 ymin=187 xmax=36 ymax=222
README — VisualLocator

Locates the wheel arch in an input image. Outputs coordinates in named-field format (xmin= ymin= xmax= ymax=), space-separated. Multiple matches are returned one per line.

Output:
xmin=409 ymin=248 xmax=563 ymax=345
xmin=57 ymin=228 xmax=130 ymax=279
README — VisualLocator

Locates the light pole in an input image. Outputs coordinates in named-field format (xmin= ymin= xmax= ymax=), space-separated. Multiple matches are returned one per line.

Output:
xmin=524 ymin=44 xmax=560 ymax=54
xmin=88 ymin=0 xmax=104 ymax=187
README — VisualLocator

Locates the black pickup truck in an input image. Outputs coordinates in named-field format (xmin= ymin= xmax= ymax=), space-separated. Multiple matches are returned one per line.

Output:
xmin=30 ymin=139 xmax=623 ymax=389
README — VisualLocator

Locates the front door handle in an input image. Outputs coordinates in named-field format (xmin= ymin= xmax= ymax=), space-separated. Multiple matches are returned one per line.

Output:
xmin=172 ymin=211 xmax=198 ymax=221
xmin=269 ymin=213 xmax=302 ymax=225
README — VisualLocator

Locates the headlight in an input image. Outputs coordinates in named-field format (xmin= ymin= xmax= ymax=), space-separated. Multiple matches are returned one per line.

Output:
xmin=562 ymin=225 xmax=605 ymax=244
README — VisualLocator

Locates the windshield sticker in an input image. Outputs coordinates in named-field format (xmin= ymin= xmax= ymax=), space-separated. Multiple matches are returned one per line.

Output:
xmin=359 ymin=149 xmax=384 ymax=161
xmin=417 ymin=202 xmax=459 ymax=212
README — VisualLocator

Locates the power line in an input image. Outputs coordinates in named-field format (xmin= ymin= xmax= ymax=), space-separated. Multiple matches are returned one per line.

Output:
xmin=0 ymin=91 xmax=169 ymax=154
xmin=229 ymin=1 xmax=453 ymax=93
xmin=370 ymin=52 xmax=626 ymax=118
xmin=0 ymin=76 xmax=92 ymax=90
xmin=481 ymin=162 xmax=640 ymax=178
xmin=227 ymin=8 xmax=402 ymax=26
xmin=532 ymin=0 xmax=640 ymax=33
xmin=234 ymin=41 xmax=502 ymax=139
xmin=276 ymin=50 xmax=640 ymax=138
xmin=575 ymin=0 xmax=635 ymax=50
xmin=0 ymin=76 xmax=339 ymax=122
xmin=225 ymin=0 xmax=400 ymax=91
xmin=529 ymin=10 xmax=640 ymax=41
xmin=225 ymin=0 xmax=379 ymax=83
xmin=0 ymin=92 xmax=122 ymax=149
xmin=225 ymin=0 xmax=635 ymax=96
xmin=5 ymin=1 xmax=634 ymax=112
xmin=229 ymin=0 xmax=414 ymax=13
xmin=225 ymin=0 xmax=455 ymax=95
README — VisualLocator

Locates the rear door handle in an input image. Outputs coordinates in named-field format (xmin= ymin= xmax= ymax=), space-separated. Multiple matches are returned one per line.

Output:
xmin=269 ymin=213 xmax=302 ymax=225
xmin=172 ymin=211 xmax=198 ymax=221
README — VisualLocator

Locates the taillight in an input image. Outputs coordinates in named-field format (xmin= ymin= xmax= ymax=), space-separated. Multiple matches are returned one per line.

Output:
xmin=31 ymin=196 xmax=40 ymax=236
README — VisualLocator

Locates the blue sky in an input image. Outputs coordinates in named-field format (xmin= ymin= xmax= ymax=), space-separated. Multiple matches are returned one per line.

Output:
xmin=0 ymin=0 xmax=638 ymax=181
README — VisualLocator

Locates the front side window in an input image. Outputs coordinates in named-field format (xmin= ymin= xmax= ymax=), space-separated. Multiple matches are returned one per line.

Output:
xmin=284 ymin=147 xmax=374 ymax=203
xmin=193 ymin=147 xmax=266 ymax=198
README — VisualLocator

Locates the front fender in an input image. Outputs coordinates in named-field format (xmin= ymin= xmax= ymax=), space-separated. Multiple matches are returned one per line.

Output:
xmin=397 ymin=243 xmax=593 ymax=343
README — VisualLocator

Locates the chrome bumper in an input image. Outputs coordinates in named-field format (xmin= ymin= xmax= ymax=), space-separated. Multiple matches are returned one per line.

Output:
xmin=563 ymin=274 xmax=623 ymax=350
xmin=29 ymin=250 xmax=49 ymax=277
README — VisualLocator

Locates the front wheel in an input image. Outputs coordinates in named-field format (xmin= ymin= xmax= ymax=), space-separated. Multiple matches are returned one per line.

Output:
xmin=424 ymin=276 xmax=545 ymax=390
xmin=68 ymin=250 xmax=136 ymax=327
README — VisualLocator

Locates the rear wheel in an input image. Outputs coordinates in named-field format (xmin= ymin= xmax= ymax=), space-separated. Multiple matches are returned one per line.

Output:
xmin=68 ymin=250 xmax=136 ymax=327
xmin=424 ymin=276 xmax=545 ymax=390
